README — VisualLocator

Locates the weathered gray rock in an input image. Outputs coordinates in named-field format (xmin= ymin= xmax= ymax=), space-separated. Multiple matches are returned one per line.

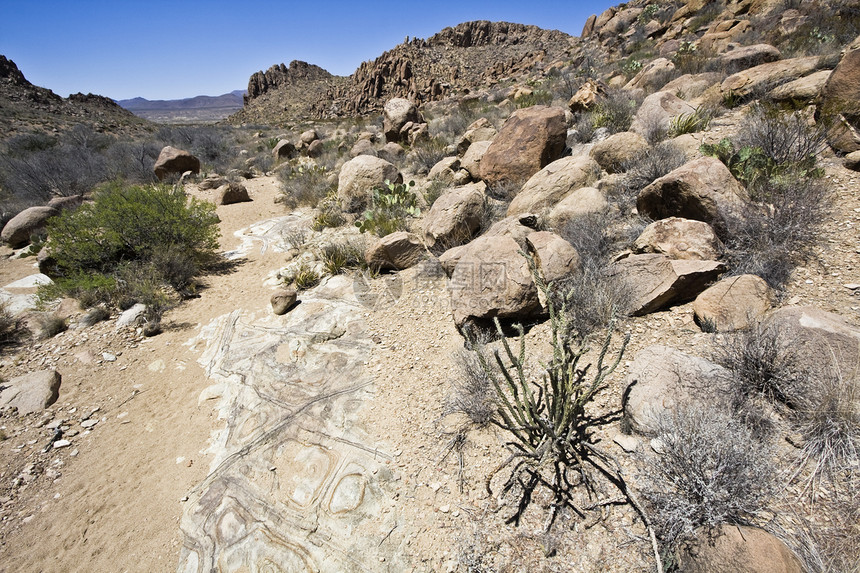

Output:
xmin=46 ymin=195 xmax=83 ymax=212
xmin=198 ymin=176 xmax=228 ymax=190
xmin=0 ymin=370 xmax=61 ymax=415
xmin=721 ymin=56 xmax=824 ymax=99
xmin=306 ymin=139 xmax=324 ymax=158
xmin=693 ymin=274 xmax=774 ymax=332
xmin=450 ymin=235 xmax=540 ymax=327
xmin=590 ymin=132 xmax=649 ymax=173
xmin=154 ymin=146 xmax=200 ymax=180
xmin=217 ymin=182 xmax=252 ymax=205
xmin=681 ymin=525 xmax=803 ymax=573
xmin=116 ymin=303 xmax=147 ymax=328
xmin=661 ymin=73 xmax=722 ymax=100
xmin=299 ymin=129 xmax=318 ymax=145
xmin=507 ymin=156 xmax=600 ymax=217
xmin=377 ymin=142 xmax=405 ymax=164
xmin=821 ymin=34 xmax=860 ymax=117
xmin=637 ymin=157 xmax=749 ymax=237
xmin=845 ymin=150 xmax=860 ymax=171
xmin=422 ymin=182 xmax=485 ymax=249
xmin=526 ymin=231 xmax=579 ymax=283
xmin=546 ymin=187 xmax=608 ymax=230
xmin=456 ymin=118 xmax=497 ymax=156
xmin=349 ymin=138 xmax=377 ymax=158
xmin=720 ymin=44 xmax=781 ymax=72
xmin=763 ymin=306 xmax=860 ymax=376
xmin=428 ymin=156 xmax=461 ymax=184
xmin=270 ymin=287 xmax=297 ymax=315
xmin=608 ymin=254 xmax=725 ymax=315
xmin=631 ymin=91 xmax=696 ymax=140
xmin=460 ymin=140 xmax=492 ymax=180
xmin=633 ymin=217 xmax=723 ymax=261
xmin=624 ymin=345 xmax=727 ymax=435
xmin=365 ymin=231 xmax=425 ymax=270
xmin=272 ymin=139 xmax=297 ymax=162
xmin=383 ymin=98 xmax=422 ymax=143
xmin=769 ymin=70 xmax=831 ymax=102
xmin=337 ymin=156 xmax=401 ymax=213
xmin=480 ymin=105 xmax=567 ymax=187
xmin=1 ymin=206 xmax=58 ymax=248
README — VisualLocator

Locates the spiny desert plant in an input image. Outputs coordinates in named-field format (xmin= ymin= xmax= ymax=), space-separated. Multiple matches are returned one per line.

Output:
xmin=320 ymin=239 xmax=365 ymax=275
xmin=668 ymin=107 xmax=712 ymax=136
xmin=293 ymin=262 xmax=321 ymax=290
xmin=356 ymin=180 xmax=420 ymax=236
xmin=642 ymin=406 xmax=777 ymax=561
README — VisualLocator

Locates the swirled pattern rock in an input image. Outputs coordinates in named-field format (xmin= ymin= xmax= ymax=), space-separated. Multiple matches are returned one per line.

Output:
xmin=178 ymin=276 xmax=408 ymax=572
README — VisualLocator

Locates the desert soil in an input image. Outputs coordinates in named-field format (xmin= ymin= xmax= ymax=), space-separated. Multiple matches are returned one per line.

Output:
xmin=0 ymin=158 xmax=857 ymax=572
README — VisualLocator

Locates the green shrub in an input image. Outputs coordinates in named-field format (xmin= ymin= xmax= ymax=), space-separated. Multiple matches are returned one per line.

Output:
xmin=356 ymin=180 xmax=420 ymax=236
xmin=293 ymin=262 xmax=321 ymax=290
xmin=278 ymin=164 xmax=334 ymax=208
xmin=320 ymin=239 xmax=365 ymax=275
xmin=668 ymin=107 xmax=712 ymax=137
xmin=40 ymin=181 xmax=220 ymax=315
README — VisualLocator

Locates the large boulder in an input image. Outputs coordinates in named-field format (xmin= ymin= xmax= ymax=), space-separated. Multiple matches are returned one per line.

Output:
xmin=456 ymin=118 xmax=497 ymax=156
xmin=763 ymin=306 xmax=860 ymax=376
xmin=428 ymin=156 xmax=464 ymax=185
xmin=631 ymin=91 xmax=696 ymax=140
xmin=154 ymin=146 xmax=200 ymax=180
xmin=526 ymin=231 xmax=579 ymax=283
xmin=589 ymin=132 xmax=649 ymax=173
xmin=484 ymin=214 xmax=540 ymax=248
xmin=272 ymin=140 xmax=297 ymax=161
xmin=693 ymin=274 xmax=774 ymax=332
xmin=680 ymin=525 xmax=803 ymax=573
xmin=769 ymin=70 xmax=831 ymax=103
xmin=460 ymin=140 xmax=492 ymax=180
xmin=567 ymin=80 xmax=603 ymax=112
xmin=1 ymin=206 xmax=58 ymax=248
xmin=365 ymin=231 xmax=425 ymax=271
xmin=217 ymin=182 xmax=252 ymax=205
xmin=547 ymin=187 xmax=608 ymax=230
xmin=449 ymin=235 xmax=540 ymax=327
xmin=721 ymin=56 xmax=824 ymax=99
xmin=632 ymin=217 xmax=723 ymax=261
xmin=0 ymin=370 xmax=62 ymax=415
xmin=820 ymin=35 xmax=860 ymax=117
xmin=720 ymin=44 xmax=782 ymax=72
xmin=637 ymin=157 xmax=749 ymax=237
xmin=383 ymin=98 xmax=422 ymax=143
xmin=623 ymin=57 xmax=675 ymax=92
xmin=608 ymin=253 xmax=726 ymax=316
xmin=507 ymin=156 xmax=600 ymax=217
xmin=480 ymin=106 xmax=567 ymax=187
xmin=623 ymin=345 xmax=727 ymax=435
xmin=337 ymin=156 xmax=401 ymax=213
xmin=422 ymin=182 xmax=486 ymax=250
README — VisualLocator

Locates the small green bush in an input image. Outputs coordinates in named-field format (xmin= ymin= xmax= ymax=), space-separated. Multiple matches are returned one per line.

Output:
xmin=41 ymin=181 xmax=220 ymax=319
xmin=293 ymin=262 xmax=321 ymax=290
xmin=668 ymin=107 xmax=712 ymax=137
xmin=356 ymin=180 xmax=420 ymax=236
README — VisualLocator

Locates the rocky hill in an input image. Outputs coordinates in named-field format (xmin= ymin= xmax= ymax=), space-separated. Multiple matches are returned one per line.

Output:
xmin=229 ymin=21 xmax=576 ymax=125
xmin=0 ymin=56 xmax=149 ymax=136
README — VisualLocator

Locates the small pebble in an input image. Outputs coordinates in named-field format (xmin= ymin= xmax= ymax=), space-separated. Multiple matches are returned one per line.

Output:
xmin=53 ymin=440 xmax=71 ymax=449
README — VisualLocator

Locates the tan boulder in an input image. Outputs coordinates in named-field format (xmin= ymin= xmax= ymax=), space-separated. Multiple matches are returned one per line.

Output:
xmin=633 ymin=217 xmax=723 ymax=260
xmin=631 ymin=91 xmax=696 ymax=140
xmin=637 ymin=157 xmax=749 ymax=237
xmin=721 ymin=56 xmax=823 ymax=99
xmin=456 ymin=118 xmax=497 ymax=156
xmin=623 ymin=57 xmax=675 ymax=92
xmin=217 ymin=182 xmax=252 ymax=205
xmin=567 ymin=80 xmax=602 ymax=112
xmin=428 ymin=156 xmax=461 ymax=184
xmin=720 ymin=44 xmax=781 ymax=72
xmin=449 ymin=235 xmax=540 ymax=327
xmin=820 ymin=34 xmax=860 ymax=117
xmin=460 ymin=140 xmax=492 ymax=180
xmin=844 ymin=150 xmax=860 ymax=171
xmin=306 ymin=139 xmax=324 ymax=158
xmin=299 ymin=129 xmax=318 ymax=145
xmin=46 ymin=195 xmax=83 ymax=212
xmin=763 ymin=306 xmax=860 ymax=376
xmin=484 ymin=214 xmax=540 ymax=248
xmin=507 ymin=156 xmax=600 ymax=217
xmin=337 ymin=156 xmax=401 ymax=213
xmin=377 ymin=142 xmax=405 ymax=164
xmin=438 ymin=244 xmax=469 ymax=277
xmin=699 ymin=19 xmax=751 ymax=53
xmin=526 ymin=231 xmax=579 ymax=283
xmin=0 ymin=370 xmax=62 ymax=415
xmin=480 ymin=106 xmax=567 ymax=187
xmin=546 ymin=187 xmax=608 ymax=230
xmin=769 ymin=70 xmax=831 ymax=103
xmin=607 ymin=253 xmax=726 ymax=316
xmin=154 ymin=146 xmax=200 ymax=180
xmin=590 ymin=131 xmax=649 ymax=173
xmin=349 ymin=138 xmax=377 ymax=158
xmin=272 ymin=140 xmax=297 ymax=161
xmin=661 ymin=73 xmax=722 ymax=100
xmin=681 ymin=525 xmax=802 ymax=573
xmin=1 ymin=206 xmax=58 ymax=248
xmin=383 ymin=98 xmax=422 ymax=143
xmin=693 ymin=274 xmax=774 ymax=332
xmin=422 ymin=182 xmax=485 ymax=249
xmin=365 ymin=231 xmax=425 ymax=271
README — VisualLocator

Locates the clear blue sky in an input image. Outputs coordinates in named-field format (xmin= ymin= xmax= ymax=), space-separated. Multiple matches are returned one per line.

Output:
xmin=0 ymin=0 xmax=615 ymax=101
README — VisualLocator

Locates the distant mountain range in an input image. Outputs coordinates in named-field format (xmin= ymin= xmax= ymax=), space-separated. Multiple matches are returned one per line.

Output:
xmin=116 ymin=90 xmax=245 ymax=123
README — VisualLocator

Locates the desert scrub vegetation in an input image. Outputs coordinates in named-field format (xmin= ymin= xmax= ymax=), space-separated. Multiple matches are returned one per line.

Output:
xmin=277 ymin=163 xmax=335 ymax=208
xmin=0 ymin=300 xmax=21 ymax=344
xmin=320 ymin=239 xmax=365 ymax=275
xmin=355 ymin=180 xmax=420 ymax=236
xmin=617 ymin=142 xmax=688 ymax=209
xmin=701 ymin=104 xmax=832 ymax=290
xmin=39 ymin=180 xmax=220 ymax=325
xmin=571 ymin=90 xmax=641 ymax=142
xmin=408 ymin=136 xmax=447 ymax=174
xmin=640 ymin=406 xmax=777 ymax=567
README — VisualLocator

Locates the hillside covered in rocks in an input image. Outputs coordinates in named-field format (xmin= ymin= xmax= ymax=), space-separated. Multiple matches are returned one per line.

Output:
xmin=1 ymin=0 xmax=860 ymax=571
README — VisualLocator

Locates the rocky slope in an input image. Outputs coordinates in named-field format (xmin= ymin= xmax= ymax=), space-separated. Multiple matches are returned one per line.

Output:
xmin=0 ymin=56 xmax=149 ymax=137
